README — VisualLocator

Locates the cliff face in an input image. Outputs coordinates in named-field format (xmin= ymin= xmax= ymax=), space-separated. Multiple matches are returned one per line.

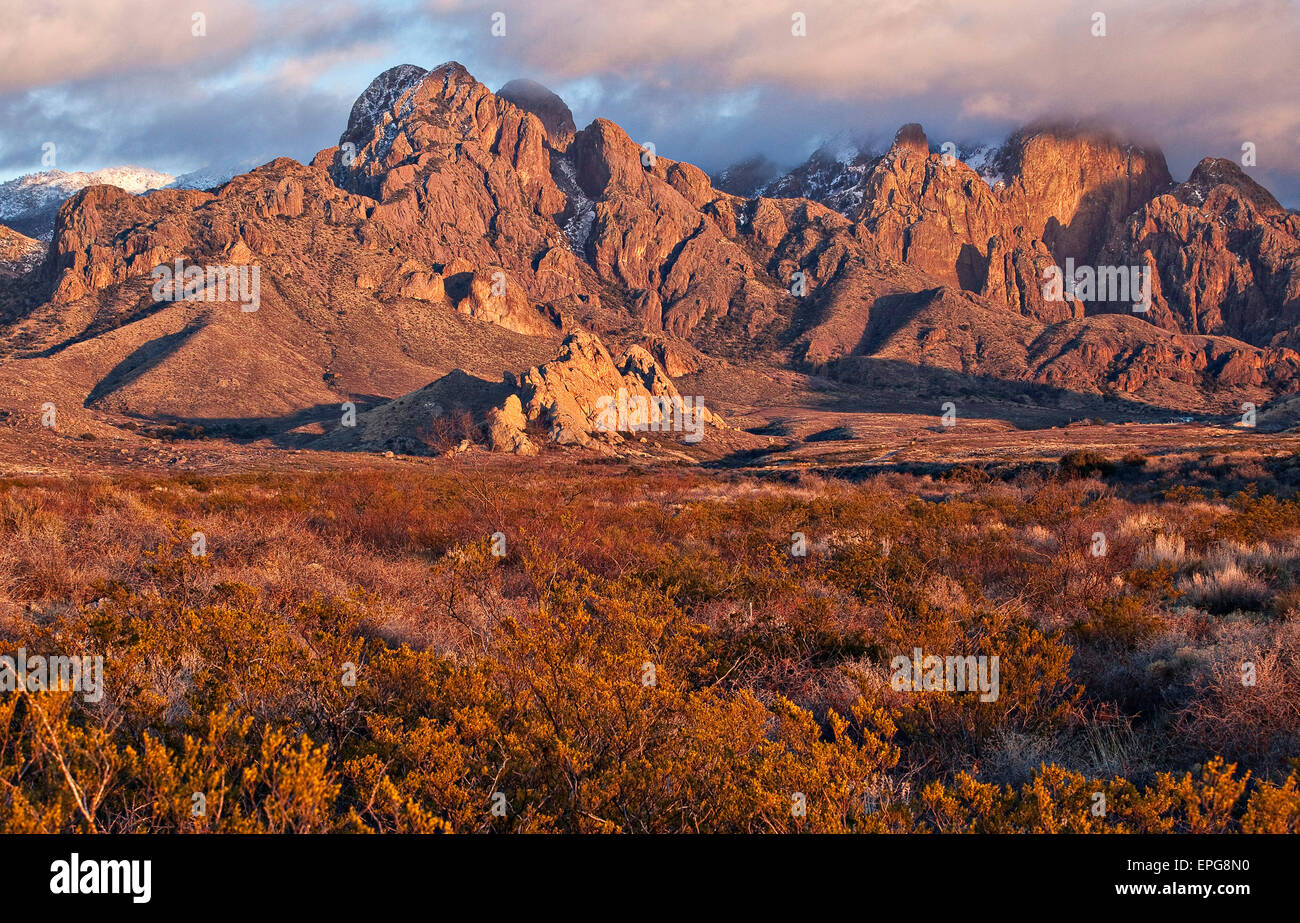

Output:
xmin=1100 ymin=158 xmax=1300 ymax=347
xmin=850 ymin=124 xmax=1175 ymax=324
xmin=768 ymin=122 xmax=1295 ymax=354
xmin=994 ymin=126 xmax=1175 ymax=265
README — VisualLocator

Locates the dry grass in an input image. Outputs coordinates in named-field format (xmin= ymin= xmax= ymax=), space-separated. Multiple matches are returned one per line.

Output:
xmin=1140 ymin=532 xmax=1187 ymax=567
xmin=1 ymin=457 xmax=1298 ymax=819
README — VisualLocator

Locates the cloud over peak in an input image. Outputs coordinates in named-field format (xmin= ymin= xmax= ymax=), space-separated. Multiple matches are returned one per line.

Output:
xmin=1 ymin=0 xmax=1296 ymax=203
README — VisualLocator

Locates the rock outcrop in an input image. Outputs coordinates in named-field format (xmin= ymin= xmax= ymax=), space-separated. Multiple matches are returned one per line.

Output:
xmin=315 ymin=329 xmax=723 ymax=455
xmin=485 ymin=394 xmax=537 ymax=454
xmin=515 ymin=330 xmax=720 ymax=447
xmin=850 ymin=123 xmax=1174 ymax=324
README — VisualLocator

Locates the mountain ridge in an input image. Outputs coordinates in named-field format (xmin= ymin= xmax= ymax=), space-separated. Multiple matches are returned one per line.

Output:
xmin=1 ymin=60 xmax=1296 ymax=453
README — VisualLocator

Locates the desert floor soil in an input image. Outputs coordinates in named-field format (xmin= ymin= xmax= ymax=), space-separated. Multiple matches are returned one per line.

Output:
xmin=2 ymin=413 xmax=1295 ymax=480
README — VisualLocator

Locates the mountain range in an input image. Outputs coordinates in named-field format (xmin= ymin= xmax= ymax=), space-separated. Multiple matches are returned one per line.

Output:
xmin=1 ymin=60 xmax=1298 ymax=458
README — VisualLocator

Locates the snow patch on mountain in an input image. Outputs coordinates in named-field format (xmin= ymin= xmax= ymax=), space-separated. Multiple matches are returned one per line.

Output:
xmin=165 ymin=163 xmax=252 ymax=191
xmin=718 ymin=132 xmax=1015 ymax=216
xmin=552 ymin=155 xmax=596 ymax=253
xmin=0 ymin=166 xmax=175 ymax=239
xmin=961 ymin=143 xmax=1006 ymax=189
xmin=753 ymin=141 xmax=880 ymax=216
xmin=341 ymin=64 xmax=430 ymax=151
xmin=0 ymin=224 xmax=44 ymax=276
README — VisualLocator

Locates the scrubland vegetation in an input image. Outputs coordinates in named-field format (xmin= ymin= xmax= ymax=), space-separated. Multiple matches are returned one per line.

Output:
xmin=1 ymin=451 xmax=1299 ymax=832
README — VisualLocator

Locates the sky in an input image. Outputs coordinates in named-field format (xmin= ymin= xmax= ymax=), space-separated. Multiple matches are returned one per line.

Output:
xmin=1 ymin=0 xmax=1298 ymax=204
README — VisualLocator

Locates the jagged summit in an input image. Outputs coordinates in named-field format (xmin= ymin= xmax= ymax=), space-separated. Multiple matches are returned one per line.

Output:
xmin=337 ymin=61 xmax=484 ymax=157
xmin=497 ymin=78 xmax=577 ymax=150
xmin=1178 ymin=157 xmax=1285 ymax=215
xmin=340 ymin=63 xmax=430 ymax=149
xmin=891 ymin=123 xmax=930 ymax=155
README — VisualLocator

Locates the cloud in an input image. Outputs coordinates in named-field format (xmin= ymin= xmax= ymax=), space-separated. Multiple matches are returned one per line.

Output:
xmin=1 ymin=0 xmax=1297 ymax=204
xmin=425 ymin=0 xmax=1297 ymax=112
xmin=0 ymin=0 xmax=416 ymax=178
xmin=424 ymin=0 xmax=1300 ymax=201
xmin=0 ymin=0 xmax=261 ymax=93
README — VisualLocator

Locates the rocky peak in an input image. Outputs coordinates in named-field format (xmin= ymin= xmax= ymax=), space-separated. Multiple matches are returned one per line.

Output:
xmin=891 ymin=123 xmax=930 ymax=156
xmin=497 ymin=78 xmax=577 ymax=151
xmin=572 ymin=118 xmax=651 ymax=199
xmin=339 ymin=63 xmax=429 ymax=150
xmin=995 ymin=123 xmax=1174 ymax=263
xmin=1177 ymin=157 xmax=1285 ymax=219
xmin=849 ymin=121 xmax=1183 ymax=323
xmin=332 ymin=61 xmax=513 ymax=199
xmin=317 ymin=61 xmax=585 ymax=314
xmin=1097 ymin=153 xmax=1300 ymax=346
